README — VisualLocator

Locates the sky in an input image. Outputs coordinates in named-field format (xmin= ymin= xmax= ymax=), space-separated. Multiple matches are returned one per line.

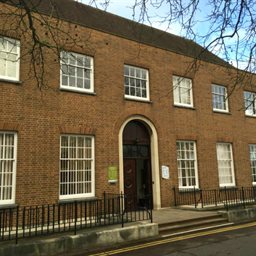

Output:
xmin=80 ymin=0 xmax=185 ymax=35
xmin=77 ymin=0 xmax=253 ymax=70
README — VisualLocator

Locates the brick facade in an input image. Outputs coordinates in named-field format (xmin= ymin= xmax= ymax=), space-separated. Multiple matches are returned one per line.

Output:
xmin=1 ymin=1 xmax=256 ymax=208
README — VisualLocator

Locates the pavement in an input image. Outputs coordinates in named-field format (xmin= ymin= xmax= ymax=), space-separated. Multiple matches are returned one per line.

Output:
xmin=152 ymin=207 xmax=220 ymax=224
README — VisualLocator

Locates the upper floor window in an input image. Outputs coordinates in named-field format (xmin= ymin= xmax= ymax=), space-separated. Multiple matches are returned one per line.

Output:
xmin=60 ymin=51 xmax=94 ymax=93
xmin=124 ymin=65 xmax=149 ymax=101
xmin=212 ymin=84 xmax=229 ymax=112
xmin=216 ymin=143 xmax=235 ymax=187
xmin=0 ymin=36 xmax=20 ymax=81
xmin=244 ymin=91 xmax=256 ymax=117
xmin=176 ymin=141 xmax=199 ymax=189
xmin=173 ymin=75 xmax=193 ymax=107
xmin=249 ymin=144 xmax=256 ymax=185
xmin=60 ymin=135 xmax=95 ymax=199
xmin=0 ymin=132 xmax=17 ymax=205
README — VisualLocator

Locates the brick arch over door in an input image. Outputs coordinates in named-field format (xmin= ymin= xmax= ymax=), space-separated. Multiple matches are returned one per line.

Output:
xmin=118 ymin=115 xmax=161 ymax=209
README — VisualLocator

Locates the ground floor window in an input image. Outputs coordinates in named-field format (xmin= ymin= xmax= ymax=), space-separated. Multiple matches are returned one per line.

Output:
xmin=216 ymin=143 xmax=235 ymax=187
xmin=249 ymin=144 xmax=256 ymax=184
xmin=176 ymin=141 xmax=198 ymax=189
xmin=60 ymin=135 xmax=95 ymax=199
xmin=0 ymin=132 xmax=17 ymax=205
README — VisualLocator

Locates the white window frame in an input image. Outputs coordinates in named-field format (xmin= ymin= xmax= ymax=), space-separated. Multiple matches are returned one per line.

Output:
xmin=212 ymin=84 xmax=229 ymax=112
xmin=173 ymin=75 xmax=193 ymax=107
xmin=0 ymin=36 xmax=20 ymax=82
xmin=249 ymin=144 xmax=256 ymax=185
xmin=244 ymin=91 xmax=256 ymax=117
xmin=59 ymin=135 xmax=95 ymax=200
xmin=124 ymin=65 xmax=150 ymax=101
xmin=60 ymin=51 xmax=94 ymax=93
xmin=176 ymin=141 xmax=199 ymax=189
xmin=0 ymin=132 xmax=17 ymax=205
xmin=216 ymin=143 xmax=236 ymax=187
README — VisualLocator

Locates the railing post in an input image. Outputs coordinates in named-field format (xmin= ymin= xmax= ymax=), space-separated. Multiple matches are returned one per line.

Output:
xmin=200 ymin=189 xmax=203 ymax=208
xmin=52 ymin=204 xmax=55 ymax=233
xmin=224 ymin=186 xmax=228 ymax=211
xmin=241 ymin=187 xmax=245 ymax=209
xmin=22 ymin=207 xmax=25 ymax=238
xmin=253 ymin=186 xmax=256 ymax=202
xmin=193 ymin=186 xmax=197 ymax=208
xmin=121 ymin=192 xmax=124 ymax=228
xmin=41 ymin=205 xmax=45 ymax=234
xmin=47 ymin=204 xmax=50 ymax=234
xmin=15 ymin=206 xmax=19 ymax=244
xmin=103 ymin=192 xmax=107 ymax=222
xmin=214 ymin=189 xmax=217 ymax=206
xmin=74 ymin=201 xmax=77 ymax=235
xmin=173 ymin=187 xmax=177 ymax=206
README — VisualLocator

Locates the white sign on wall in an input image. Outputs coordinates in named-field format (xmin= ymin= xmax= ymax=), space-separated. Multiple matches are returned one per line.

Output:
xmin=161 ymin=165 xmax=170 ymax=179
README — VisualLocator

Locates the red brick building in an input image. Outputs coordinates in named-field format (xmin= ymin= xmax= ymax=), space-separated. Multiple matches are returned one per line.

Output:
xmin=1 ymin=0 xmax=256 ymax=209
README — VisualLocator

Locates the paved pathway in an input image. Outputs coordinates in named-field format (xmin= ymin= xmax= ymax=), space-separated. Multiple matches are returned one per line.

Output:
xmin=153 ymin=207 xmax=220 ymax=224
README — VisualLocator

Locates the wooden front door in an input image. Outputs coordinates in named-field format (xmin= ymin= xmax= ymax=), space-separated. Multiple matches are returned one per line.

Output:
xmin=123 ymin=121 xmax=152 ymax=209
xmin=123 ymin=159 xmax=137 ymax=209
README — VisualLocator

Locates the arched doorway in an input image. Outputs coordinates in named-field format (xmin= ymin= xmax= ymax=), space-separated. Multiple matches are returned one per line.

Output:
xmin=123 ymin=120 xmax=152 ymax=208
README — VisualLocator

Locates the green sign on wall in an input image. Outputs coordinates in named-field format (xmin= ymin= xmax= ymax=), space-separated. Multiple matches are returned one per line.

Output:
xmin=108 ymin=166 xmax=118 ymax=183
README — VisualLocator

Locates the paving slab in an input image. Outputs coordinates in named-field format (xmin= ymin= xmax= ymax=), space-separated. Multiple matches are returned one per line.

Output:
xmin=153 ymin=208 xmax=220 ymax=224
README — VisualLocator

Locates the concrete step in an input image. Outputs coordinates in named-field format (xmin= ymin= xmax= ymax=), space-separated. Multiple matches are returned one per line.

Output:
xmin=159 ymin=214 xmax=230 ymax=236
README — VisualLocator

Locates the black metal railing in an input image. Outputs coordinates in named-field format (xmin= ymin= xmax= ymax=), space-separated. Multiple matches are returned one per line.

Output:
xmin=173 ymin=186 xmax=256 ymax=210
xmin=0 ymin=192 xmax=152 ymax=243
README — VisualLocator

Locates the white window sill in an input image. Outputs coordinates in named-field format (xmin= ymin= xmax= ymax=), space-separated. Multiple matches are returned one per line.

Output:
xmin=174 ymin=104 xmax=195 ymax=110
xmin=213 ymin=109 xmax=231 ymax=115
xmin=124 ymin=96 xmax=152 ymax=103
xmin=245 ymin=114 xmax=256 ymax=118
xmin=0 ymin=203 xmax=17 ymax=209
xmin=178 ymin=187 xmax=200 ymax=192
xmin=219 ymin=185 xmax=236 ymax=189
xmin=0 ymin=78 xmax=22 ymax=85
xmin=59 ymin=196 xmax=96 ymax=202
xmin=60 ymin=87 xmax=96 ymax=95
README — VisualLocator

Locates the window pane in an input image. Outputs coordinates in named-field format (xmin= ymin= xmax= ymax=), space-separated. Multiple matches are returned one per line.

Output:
xmin=216 ymin=143 xmax=235 ymax=186
xmin=0 ymin=132 xmax=16 ymax=204
xmin=173 ymin=76 xmax=193 ymax=106
xmin=60 ymin=135 xmax=94 ymax=199
xmin=124 ymin=65 xmax=149 ymax=100
xmin=244 ymin=91 xmax=256 ymax=116
xmin=212 ymin=85 xmax=228 ymax=111
xmin=176 ymin=141 xmax=198 ymax=188
xmin=60 ymin=51 xmax=93 ymax=92
xmin=0 ymin=36 xmax=19 ymax=80
xmin=249 ymin=145 xmax=256 ymax=183
xmin=0 ymin=57 xmax=5 ymax=76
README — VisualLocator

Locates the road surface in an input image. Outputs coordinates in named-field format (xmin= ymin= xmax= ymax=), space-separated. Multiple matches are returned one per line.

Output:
xmin=86 ymin=222 xmax=256 ymax=256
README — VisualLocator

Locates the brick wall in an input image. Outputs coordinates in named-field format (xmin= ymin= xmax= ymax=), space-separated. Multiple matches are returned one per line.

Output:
xmin=1 ymin=5 xmax=256 ymax=208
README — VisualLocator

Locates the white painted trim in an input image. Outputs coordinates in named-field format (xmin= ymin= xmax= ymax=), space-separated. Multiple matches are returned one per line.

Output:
xmin=244 ymin=91 xmax=256 ymax=117
xmin=59 ymin=135 xmax=95 ymax=200
xmin=124 ymin=65 xmax=150 ymax=101
xmin=0 ymin=36 xmax=20 ymax=82
xmin=212 ymin=84 xmax=229 ymax=112
xmin=216 ymin=143 xmax=236 ymax=187
xmin=0 ymin=132 xmax=17 ymax=205
xmin=118 ymin=116 xmax=161 ymax=209
xmin=60 ymin=51 xmax=94 ymax=93
xmin=176 ymin=140 xmax=199 ymax=189
xmin=173 ymin=75 xmax=193 ymax=108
